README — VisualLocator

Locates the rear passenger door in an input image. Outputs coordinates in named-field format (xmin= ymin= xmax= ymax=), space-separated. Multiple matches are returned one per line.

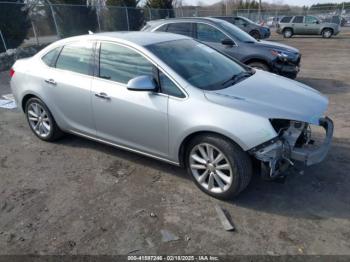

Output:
xmin=291 ymin=16 xmax=305 ymax=34
xmin=42 ymin=41 xmax=96 ymax=136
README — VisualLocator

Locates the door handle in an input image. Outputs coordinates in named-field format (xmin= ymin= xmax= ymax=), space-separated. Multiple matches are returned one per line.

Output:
xmin=45 ymin=79 xmax=56 ymax=85
xmin=95 ymin=92 xmax=110 ymax=100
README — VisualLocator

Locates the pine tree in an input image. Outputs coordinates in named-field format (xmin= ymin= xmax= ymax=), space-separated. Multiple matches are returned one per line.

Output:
xmin=0 ymin=0 xmax=30 ymax=52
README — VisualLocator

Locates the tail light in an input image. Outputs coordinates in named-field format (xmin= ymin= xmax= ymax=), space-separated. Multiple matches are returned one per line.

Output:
xmin=9 ymin=68 xmax=15 ymax=78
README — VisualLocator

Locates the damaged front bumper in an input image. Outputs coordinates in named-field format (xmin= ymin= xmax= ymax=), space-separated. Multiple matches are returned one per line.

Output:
xmin=272 ymin=55 xmax=301 ymax=79
xmin=291 ymin=117 xmax=333 ymax=166
xmin=250 ymin=117 xmax=333 ymax=179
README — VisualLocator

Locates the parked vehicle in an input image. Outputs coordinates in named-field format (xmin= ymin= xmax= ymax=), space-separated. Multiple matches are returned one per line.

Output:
xmin=277 ymin=15 xmax=340 ymax=38
xmin=322 ymin=15 xmax=346 ymax=27
xmin=142 ymin=17 xmax=301 ymax=79
xmin=10 ymin=32 xmax=333 ymax=199
xmin=266 ymin=16 xmax=280 ymax=28
xmin=212 ymin=16 xmax=271 ymax=39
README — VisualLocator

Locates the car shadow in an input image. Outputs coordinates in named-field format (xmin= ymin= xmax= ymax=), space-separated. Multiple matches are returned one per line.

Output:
xmin=229 ymin=136 xmax=350 ymax=220
xmin=57 ymin=134 xmax=350 ymax=220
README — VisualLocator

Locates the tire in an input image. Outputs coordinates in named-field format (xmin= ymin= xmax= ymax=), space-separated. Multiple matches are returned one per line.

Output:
xmin=25 ymin=97 xmax=63 ymax=141
xmin=283 ymin=28 xmax=293 ymax=38
xmin=322 ymin=28 xmax=333 ymax=38
xmin=247 ymin=61 xmax=269 ymax=71
xmin=185 ymin=134 xmax=253 ymax=200
xmin=249 ymin=30 xmax=261 ymax=40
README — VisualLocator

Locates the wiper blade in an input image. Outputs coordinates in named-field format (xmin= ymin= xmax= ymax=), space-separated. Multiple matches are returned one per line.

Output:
xmin=221 ymin=71 xmax=253 ymax=87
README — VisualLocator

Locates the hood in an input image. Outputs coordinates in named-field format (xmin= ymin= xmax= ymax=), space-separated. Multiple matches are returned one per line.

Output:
xmin=256 ymin=40 xmax=299 ymax=54
xmin=204 ymin=70 xmax=328 ymax=125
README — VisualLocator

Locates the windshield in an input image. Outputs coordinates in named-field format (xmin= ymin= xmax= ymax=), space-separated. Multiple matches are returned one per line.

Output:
xmin=146 ymin=39 xmax=248 ymax=91
xmin=218 ymin=20 xmax=257 ymax=43
xmin=242 ymin=17 xmax=259 ymax=25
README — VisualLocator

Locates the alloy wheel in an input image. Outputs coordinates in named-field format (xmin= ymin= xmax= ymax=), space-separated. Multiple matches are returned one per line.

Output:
xmin=324 ymin=30 xmax=332 ymax=38
xmin=189 ymin=143 xmax=233 ymax=193
xmin=27 ymin=102 xmax=51 ymax=138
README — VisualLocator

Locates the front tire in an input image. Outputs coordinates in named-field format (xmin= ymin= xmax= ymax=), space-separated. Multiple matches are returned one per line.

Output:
xmin=185 ymin=134 xmax=253 ymax=199
xmin=249 ymin=30 xmax=261 ymax=40
xmin=283 ymin=28 xmax=293 ymax=38
xmin=25 ymin=97 xmax=63 ymax=141
xmin=322 ymin=28 xmax=333 ymax=38
xmin=248 ymin=61 xmax=269 ymax=71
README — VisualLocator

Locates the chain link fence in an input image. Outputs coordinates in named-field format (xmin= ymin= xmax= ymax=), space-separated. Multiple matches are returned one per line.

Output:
xmin=1 ymin=1 xmax=350 ymax=52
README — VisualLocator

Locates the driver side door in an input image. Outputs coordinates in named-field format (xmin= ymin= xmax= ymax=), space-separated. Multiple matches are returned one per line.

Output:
xmin=304 ymin=16 xmax=320 ymax=35
xmin=91 ymin=42 xmax=169 ymax=158
xmin=194 ymin=22 xmax=242 ymax=60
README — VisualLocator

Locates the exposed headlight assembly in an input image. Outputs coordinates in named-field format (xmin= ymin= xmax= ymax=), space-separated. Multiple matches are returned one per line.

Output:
xmin=271 ymin=49 xmax=289 ymax=61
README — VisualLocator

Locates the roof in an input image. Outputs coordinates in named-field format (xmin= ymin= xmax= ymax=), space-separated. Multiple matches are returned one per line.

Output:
xmin=58 ymin=31 xmax=190 ymax=47
xmin=145 ymin=17 xmax=223 ymax=26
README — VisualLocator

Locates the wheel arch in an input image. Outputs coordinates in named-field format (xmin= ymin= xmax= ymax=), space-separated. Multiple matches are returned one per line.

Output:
xmin=178 ymin=131 xmax=246 ymax=167
xmin=283 ymin=27 xmax=293 ymax=34
xmin=21 ymin=93 xmax=41 ymax=112
xmin=321 ymin=27 xmax=334 ymax=34
xmin=244 ymin=58 xmax=271 ymax=71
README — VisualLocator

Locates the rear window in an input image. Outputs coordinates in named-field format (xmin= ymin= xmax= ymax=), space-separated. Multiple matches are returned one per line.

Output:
xmin=41 ymin=47 xmax=61 ymax=67
xmin=166 ymin=23 xmax=192 ymax=37
xmin=55 ymin=42 xmax=93 ymax=75
xmin=156 ymin=24 xmax=168 ymax=32
xmin=292 ymin=16 xmax=304 ymax=23
xmin=280 ymin=16 xmax=292 ymax=23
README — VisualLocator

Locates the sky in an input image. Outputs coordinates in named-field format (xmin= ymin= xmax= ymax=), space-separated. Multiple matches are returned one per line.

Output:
xmin=184 ymin=0 xmax=345 ymax=6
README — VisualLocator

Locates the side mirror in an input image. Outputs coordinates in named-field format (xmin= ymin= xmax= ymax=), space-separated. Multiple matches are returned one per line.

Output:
xmin=127 ymin=75 xmax=157 ymax=92
xmin=221 ymin=38 xmax=234 ymax=46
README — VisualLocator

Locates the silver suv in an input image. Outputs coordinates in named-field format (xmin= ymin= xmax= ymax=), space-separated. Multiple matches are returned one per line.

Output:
xmin=277 ymin=15 xmax=340 ymax=38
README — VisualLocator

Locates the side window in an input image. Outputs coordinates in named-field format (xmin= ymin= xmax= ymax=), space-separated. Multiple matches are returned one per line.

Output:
xmin=305 ymin=16 xmax=318 ymax=24
xmin=292 ymin=16 xmax=304 ymax=23
xmin=234 ymin=18 xmax=246 ymax=26
xmin=156 ymin=24 xmax=168 ymax=32
xmin=41 ymin=47 xmax=61 ymax=67
xmin=166 ymin=23 xmax=192 ymax=37
xmin=196 ymin=23 xmax=227 ymax=43
xmin=280 ymin=16 xmax=292 ymax=23
xmin=159 ymin=71 xmax=185 ymax=98
xmin=55 ymin=42 xmax=93 ymax=75
xmin=99 ymin=43 xmax=154 ymax=84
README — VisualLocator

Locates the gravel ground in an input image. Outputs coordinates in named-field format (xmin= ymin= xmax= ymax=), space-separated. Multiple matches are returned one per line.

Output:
xmin=0 ymin=30 xmax=350 ymax=255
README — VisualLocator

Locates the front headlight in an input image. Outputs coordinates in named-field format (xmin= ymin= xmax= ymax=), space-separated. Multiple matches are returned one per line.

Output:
xmin=271 ymin=49 xmax=289 ymax=60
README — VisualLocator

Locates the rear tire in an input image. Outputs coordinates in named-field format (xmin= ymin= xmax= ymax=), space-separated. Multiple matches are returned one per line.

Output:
xmin=322 ymin=28 xmax=333 ymax=38
xmin=248 ymin=61 xmax=269 ymax=71
xmin=185 ymin=134 xmax=253 ymax=200
xmin=25 ymin=97 xmax=63 ymax=141
xmin=283 ymin=28 xmax=293 ymax=38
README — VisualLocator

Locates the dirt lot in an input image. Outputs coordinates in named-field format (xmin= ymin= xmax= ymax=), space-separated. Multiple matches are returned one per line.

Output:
xmin=0 ymin=30 xmax=350 ymax=256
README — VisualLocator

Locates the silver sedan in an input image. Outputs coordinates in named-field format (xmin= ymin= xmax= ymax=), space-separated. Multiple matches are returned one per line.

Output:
xmin=10 ymin=32 xmax=333 ymax=199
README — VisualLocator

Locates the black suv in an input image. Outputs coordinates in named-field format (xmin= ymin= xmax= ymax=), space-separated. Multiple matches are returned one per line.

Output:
xmin=142 ymin=17 xmax=301 ymax=79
